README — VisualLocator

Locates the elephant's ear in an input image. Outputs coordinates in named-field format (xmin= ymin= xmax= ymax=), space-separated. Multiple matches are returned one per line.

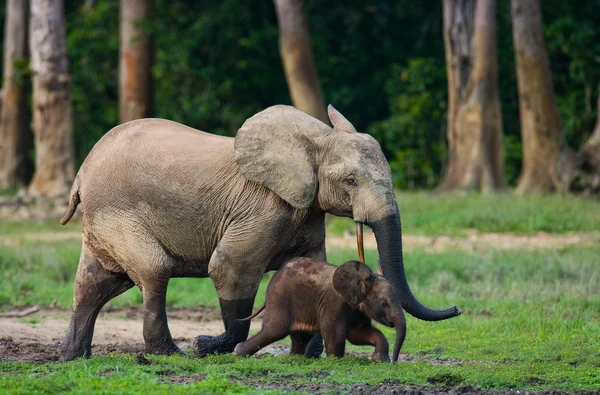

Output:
xmin=235 ymin=105 xmax=332 ymax=209
xmin=328 ymin=104 xmax=357 ymax=133
xmin=333 ymin=260 xmax=375 ymax=308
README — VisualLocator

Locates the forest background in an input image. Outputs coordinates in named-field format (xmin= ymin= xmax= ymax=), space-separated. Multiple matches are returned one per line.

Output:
xmin=1 ymin=0 xmax=599 ymax=194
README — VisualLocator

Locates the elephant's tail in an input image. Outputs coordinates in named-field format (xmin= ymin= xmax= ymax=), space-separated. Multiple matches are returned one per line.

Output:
xmin=60 ymin=175 xmax=81 ymax=225
xmin=237 ymin=304 xmax=266 ymax=322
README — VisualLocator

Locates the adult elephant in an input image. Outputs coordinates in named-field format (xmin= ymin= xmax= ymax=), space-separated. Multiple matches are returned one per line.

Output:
xmin=59 ymin=105 xmax=460 ymax=361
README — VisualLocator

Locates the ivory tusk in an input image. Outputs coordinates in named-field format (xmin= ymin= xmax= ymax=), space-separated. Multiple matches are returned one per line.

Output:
xmin=356 ymin=221 xmax=365 ymax=263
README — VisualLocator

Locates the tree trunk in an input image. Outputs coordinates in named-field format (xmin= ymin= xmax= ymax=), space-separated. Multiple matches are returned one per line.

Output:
xmin=438 ymin=0 xmax=505 ymax=192
xmin=119 ymin=0 xmax=152 ymax=123
xmin=28 ymin=0 xmax=75 ymax=199
xmin=511 ymin=0 xmax=580 ymax=194
xmin=0 ymin=0 xmax=29 ymax=190
xmin=581 ymin=85 xmax=600 ymax=173
xmin=273 ymin=0 xmax=328 ymax=124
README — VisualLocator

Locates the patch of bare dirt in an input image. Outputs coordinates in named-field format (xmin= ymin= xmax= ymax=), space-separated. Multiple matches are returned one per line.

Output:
xmin=0 ymin=231 xmax=82 ymax=247
xmin=328 ymin=229 xmax=600 ymax=252
xmin=2 ymin=228 xmax=599 ymax=252
xmin=0 ymin=306 xmax=462 ymax=368
xmin=0 ymin=306 xmax=260 ymax=360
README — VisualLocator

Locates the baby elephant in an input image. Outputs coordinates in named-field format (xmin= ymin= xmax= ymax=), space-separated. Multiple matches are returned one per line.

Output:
xmin=233 ymin=257 xmax=406 ymax=362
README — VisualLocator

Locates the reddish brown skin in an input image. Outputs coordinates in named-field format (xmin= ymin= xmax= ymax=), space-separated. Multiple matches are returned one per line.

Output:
xmin=233 ymin=258 xmax=406 ymax=362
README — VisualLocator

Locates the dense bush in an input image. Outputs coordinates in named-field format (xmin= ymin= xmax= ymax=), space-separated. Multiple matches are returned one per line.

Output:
xmin=2 ymin=0 xmax=599 ymax=188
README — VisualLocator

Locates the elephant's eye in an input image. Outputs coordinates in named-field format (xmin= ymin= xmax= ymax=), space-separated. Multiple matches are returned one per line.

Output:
xmin=345 ymin=176 xmax=357 ymax=187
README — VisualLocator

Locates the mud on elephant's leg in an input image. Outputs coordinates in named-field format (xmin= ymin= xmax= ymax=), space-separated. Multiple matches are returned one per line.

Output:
xmin=193 ymin=298 xmax=255 ymax=357
xmin=193 ymin=232 xmax=270 ymax=357
xmin=62 ymin=245 xmax=134 ymax=361
xmin=141 ymin=278 xmax=183 ymax=356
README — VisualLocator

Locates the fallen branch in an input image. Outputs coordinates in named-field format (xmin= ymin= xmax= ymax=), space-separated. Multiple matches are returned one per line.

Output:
xmin=0 ymin=305 xmax=41 ymax=318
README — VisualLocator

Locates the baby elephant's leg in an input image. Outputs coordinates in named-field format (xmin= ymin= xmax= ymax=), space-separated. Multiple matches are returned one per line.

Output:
xmin=347 ymin=325 xmax=390 ymax=362
xmin=321 ymin=322 xmax=347 ymax=358
xmin=233 ymin=310 xmax=290 ymax=357
xmin=233 ymin=326 xmax=289 ymax=357
xmin=290 ymin=332 xmax=313 ymax=355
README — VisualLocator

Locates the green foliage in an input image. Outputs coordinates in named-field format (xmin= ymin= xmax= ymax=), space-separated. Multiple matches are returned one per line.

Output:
xmin=2 ymin=0 xmax=600 ymax=188
xmin=543 ymin=0 xmax=600 ymax=146
xmin=150 ymin=0 xmax=286 ymax=135
xmin=370 ymin=58 xmax=448 ymax=188
xmin=66 ymin=1 xmax=120 ymax=166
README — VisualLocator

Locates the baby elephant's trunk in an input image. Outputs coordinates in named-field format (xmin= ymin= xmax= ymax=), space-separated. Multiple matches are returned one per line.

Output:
xmin=392 ymin=310 xmax=407 ymax=362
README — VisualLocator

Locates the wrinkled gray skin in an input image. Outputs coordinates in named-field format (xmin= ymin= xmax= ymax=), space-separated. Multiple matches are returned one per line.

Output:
xmin=234 ymin=258 xmax=407 ymax=362
xmin=60 ymin=104 xmax=459 ymax=361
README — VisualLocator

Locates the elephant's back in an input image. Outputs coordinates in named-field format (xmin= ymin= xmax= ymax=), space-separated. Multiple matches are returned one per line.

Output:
xmin=86 ymin=118 xmax=233 ymax=164
xmin=78 ymin=118 xmax=235 ymax=199
xmin=276 ymin=258 xmax=336 ymax=289
xmin=77 ymin=118 xmax=240 ymax=243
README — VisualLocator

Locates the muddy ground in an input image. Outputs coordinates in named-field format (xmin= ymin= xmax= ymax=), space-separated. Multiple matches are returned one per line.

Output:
xmin=0 ymin=306 xmax=459 ymax=364
xmin=0 ymin=307 xmax=594 ymax=395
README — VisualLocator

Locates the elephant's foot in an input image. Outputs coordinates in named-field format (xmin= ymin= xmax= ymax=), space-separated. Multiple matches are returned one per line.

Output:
xmin=61 ymin=342 xmax=91 ymax=362
xmin=303 ymin=333 xmax=324 ymax=359
xmin=371 ymin=350 xmax=390 ymax=363
xmin=144 ymin=340 xmax=184 ymax=356
xmin=61 ymin=319 xmax=93 ymax=361
xmin=193 ymin=297 xmax=254 ymax=357
xmin=193 ymin=332 xmax=237 ymax=357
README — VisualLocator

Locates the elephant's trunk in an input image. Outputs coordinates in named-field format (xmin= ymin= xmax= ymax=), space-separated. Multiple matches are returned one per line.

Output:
xmin=392 ymin=309 xmax=406 ymax=363
xmin=369 ymin=208 xmax=461 ymax=321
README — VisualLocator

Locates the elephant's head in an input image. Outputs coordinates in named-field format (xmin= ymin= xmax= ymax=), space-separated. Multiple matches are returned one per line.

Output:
xmin=333 ymin=260 xmax=406 ymax=362
xmin=234 ymin=105 xmax=460 ymax=322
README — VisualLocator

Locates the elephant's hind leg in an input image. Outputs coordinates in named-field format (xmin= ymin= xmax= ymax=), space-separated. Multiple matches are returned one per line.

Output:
xmin=62 ymin=245 xmax=134 ymax=361
xmin=234 ymin=310 xmax=290 ymax=357
xmin=140 ymin=278 xmax=183 ymax=356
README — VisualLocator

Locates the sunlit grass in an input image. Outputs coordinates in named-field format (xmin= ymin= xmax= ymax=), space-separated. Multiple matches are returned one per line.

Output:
xmin=1 ymin=195 xmax=599 ymax=392
xmin=327 ymin=191 xmax=600 ymax=236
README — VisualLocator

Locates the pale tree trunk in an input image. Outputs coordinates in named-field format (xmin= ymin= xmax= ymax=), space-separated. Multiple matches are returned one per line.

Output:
xmin=511 ymin=0 xmax=583 ymax=194
xmin=0 ymin=0 xmax=29 ymax=190
xmin=438 ymin=0 xmax=505 ymax=192
xmin=581 ymin=85 xmax=600 ymax=172
xmin=119 ymin=0 xmax=152 ymax=123
xmin=274 ymin=0 xmax=328 ymax=124
xmin=28 ymin=0 xmax=75 ymax=199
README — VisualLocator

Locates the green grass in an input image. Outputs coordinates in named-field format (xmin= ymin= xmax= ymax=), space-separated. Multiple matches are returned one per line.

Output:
xmin=326 ymin=191 xmax=600 ymax=236
xmin=0 ymin=218 xmax=81 ymax=235
xmin=1 ymin=193 xmax=599 ymax=393
xmin=2 ymin=192 xmax=598 ymax=239
xmin=1 ymin=235 xmax=599 ymax=391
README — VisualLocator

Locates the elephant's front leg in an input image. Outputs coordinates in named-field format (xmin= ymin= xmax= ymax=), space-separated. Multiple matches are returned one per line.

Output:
xmin=193 ymin=297 xmax=255 ymax=356
xmin=347 ymin=324 xmax=390 ymax=362
xmin=192 ymin=234 xmax=269 ymax=357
